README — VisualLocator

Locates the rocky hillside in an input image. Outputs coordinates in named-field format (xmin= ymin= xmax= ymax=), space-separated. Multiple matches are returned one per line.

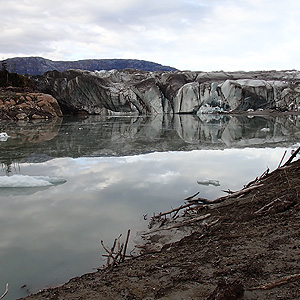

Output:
xmin=34 ymin=69 xmax=300 ymax=115
xmin=1 ymin=57 xmax=177 ymax=75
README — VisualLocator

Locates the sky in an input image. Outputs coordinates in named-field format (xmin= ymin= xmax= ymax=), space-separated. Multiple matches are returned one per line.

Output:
xmin=1 ymin=0 xmax=300 ymax=71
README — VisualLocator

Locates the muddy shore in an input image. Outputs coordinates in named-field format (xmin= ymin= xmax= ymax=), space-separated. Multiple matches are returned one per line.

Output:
xmin=18 ymin=154 xmax=300 ymax=300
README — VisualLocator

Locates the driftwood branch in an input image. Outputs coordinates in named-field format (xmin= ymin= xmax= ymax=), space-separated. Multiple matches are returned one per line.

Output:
xmin=100 ymin=240 xmax=110 ymax=255
xmin=249 ymin=273 xmax=300 ymax=290
xmin=0 ymin=284 xmax=8 ymax=300
xmin=283 ymin=146 xmax=300 ymax=167
xmin=278 ymin=150 xmax=287 ymax=168
xmin=101 ymin=229 xmax=131 ymax=267
xmin=222 ymin=189 xmax=234 ymax=194
xmin=151 ymin=182 xmax=264 ymax=230
xmin=244 ymin=167 xmax=269 ymax=189
xmin=193 ymin=184 xmax=264 ymax=205
xmin=100 ymin=240 xmax=113 ymax=266
xmin=111 ymin=234 xmax=123 ymax=265
xmin=254 ymin=198 xmax=282 ymax=215
xmin=145 ymin=213 xmax=211 ymax=234
xmin=122 ymin=229 xmax=130 ymax=262
xmin=152 ymin=203 xmax=195 ymax=219
xmin=184 ymin=191 xmax=200 ymax=201
xmin=206 ymin=218 xmax=219 ymax=228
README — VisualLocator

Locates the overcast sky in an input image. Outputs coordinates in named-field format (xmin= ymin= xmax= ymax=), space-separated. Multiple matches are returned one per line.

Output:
xmin=1 ymin=0 xmax=300 ymax=71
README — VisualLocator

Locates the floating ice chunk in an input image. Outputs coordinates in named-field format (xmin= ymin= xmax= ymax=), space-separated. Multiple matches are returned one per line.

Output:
xmin=197 ymin=104 xmax=224 ymax=114
xmin=0 ymin=175 xmax=67 ymax=188
xmin=0 ymin=132 xmax=9 ymax=142
xmin=197 ymin=179 xmax=220 ymax=187
xmin=33 ymin=176 xmax=67 ymax=185
xmin=260 ymin=127 xmax=270 ymax=132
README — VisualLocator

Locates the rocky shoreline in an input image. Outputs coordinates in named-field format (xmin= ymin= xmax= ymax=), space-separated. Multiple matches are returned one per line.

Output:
xmin=19 ymin=154 xmax=300 ymax=300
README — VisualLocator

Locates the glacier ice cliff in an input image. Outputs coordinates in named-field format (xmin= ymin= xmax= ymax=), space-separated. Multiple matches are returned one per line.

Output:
xmin=34 ymin=69 xmax=300 ymax=115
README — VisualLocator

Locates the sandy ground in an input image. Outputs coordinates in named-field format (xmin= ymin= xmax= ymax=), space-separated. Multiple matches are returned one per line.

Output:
xmin=18 ymin=155 xmax=300 ymax=300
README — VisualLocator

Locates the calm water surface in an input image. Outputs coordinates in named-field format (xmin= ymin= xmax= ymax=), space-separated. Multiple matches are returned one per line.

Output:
xmin=0 ymin=114 xmax=299 ymax=299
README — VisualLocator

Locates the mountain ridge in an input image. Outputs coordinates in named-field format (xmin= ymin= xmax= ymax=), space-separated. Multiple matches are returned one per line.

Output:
xmin=1 ymin=56 xmax=178 ymax=75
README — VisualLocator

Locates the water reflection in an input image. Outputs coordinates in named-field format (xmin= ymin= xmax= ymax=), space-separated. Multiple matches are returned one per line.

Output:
xmin=0 ymin=114 xmax=300 ymax=163
xmin=0 ymin=115 xmax=299 ymax=299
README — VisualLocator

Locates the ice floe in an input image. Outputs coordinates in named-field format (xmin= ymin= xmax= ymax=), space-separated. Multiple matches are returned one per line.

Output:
xmin=197 ymin=179 xmax=220 ymax=187
xmin=0 ymin=175 xmax=67 ymax=188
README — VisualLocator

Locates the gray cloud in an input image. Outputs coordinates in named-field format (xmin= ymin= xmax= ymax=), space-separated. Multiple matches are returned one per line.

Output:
xmin=1 ymin=0 xmax=300 ymax=71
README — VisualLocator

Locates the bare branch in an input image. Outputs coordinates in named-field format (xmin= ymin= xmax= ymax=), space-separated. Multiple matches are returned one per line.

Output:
xmin=101 ymin=230 xmax=131 ymax=267
xmin=184 ymin=191 xmax=200 ymax=201
xmin=122 ymin=229 xmax=131 ymax=262
xmin=0 ymin=283 xmax=8 ymax=300
xmin=283 ymin=146 xmax=300 ymax=167
xmin=278 ymin=150 xmax=287 ymax=168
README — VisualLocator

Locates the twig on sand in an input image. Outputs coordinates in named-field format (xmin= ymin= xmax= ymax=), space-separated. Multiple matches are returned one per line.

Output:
xmin=248 ymin=273 xmax=300 ymax=290
xmin=101 ymin=229 xmax=131 ymax=267
xmin=0 ymin=283 xmax=8 ymax=300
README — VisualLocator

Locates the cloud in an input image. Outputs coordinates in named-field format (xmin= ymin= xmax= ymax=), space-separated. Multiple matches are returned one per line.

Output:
xmin=1 ymin=0 xmax=300 ymax=71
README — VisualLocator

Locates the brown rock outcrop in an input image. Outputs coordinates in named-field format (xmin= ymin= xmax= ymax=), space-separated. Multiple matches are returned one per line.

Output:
xmin=0 ymin=90 xmax=63 ymax=120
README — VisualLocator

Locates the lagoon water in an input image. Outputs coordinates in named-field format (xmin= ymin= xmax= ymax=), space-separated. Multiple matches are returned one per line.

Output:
xmin=0 ymin=113 xmax=299 ymax=299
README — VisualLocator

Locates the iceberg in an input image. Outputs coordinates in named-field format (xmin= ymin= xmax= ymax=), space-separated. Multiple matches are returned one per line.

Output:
xmin=197 ymin=104 xmax=224 ymax=114
xmin=0 ymin=175 xmax=67 ymax=188
xmin=197 ymin=179 xmax=220 ymax=187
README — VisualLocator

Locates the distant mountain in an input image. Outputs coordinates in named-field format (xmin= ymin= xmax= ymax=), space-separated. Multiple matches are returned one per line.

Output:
xmin=1 ymin=57 xmax=178 ymax=75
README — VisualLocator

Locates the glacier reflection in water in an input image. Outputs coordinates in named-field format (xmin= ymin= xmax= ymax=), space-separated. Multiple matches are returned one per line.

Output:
xmin=0 ymin=114 xmax=299 ymax=299
xmin=0 ymin=113 xmax=300 ymax=161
